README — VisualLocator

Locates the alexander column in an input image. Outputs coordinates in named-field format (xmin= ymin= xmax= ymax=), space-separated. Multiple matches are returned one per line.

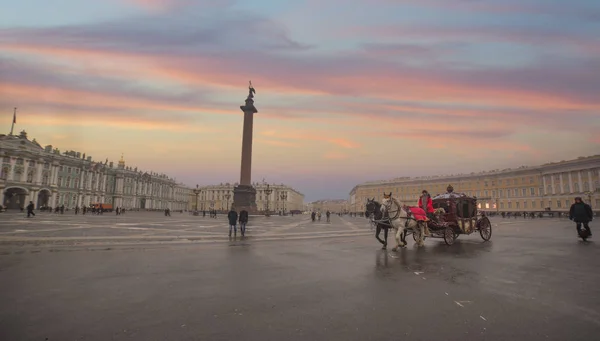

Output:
xmin=233 ymin=81 xmax=258 ymax=212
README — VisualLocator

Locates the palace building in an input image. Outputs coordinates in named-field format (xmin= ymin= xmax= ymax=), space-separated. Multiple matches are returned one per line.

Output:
xmin=349 ymin=155 xmax=600 ymax=213
xmin=189 ymin=182 xmax=304 ymax=213
xmin=0 ymin=131 xmax=191 ymax=210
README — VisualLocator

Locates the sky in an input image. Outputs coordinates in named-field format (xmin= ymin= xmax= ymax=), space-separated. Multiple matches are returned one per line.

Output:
xmin=1 ymin=0 xmax=599 ymax=202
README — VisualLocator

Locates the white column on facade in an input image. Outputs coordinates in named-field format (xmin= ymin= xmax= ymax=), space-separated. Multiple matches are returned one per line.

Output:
xmin=36 ymin=162 xmax=43 ymax=184
xmin=542 ymin=176 xmax=547 ymax=195
xmin=578 ymin=171 xmax=583 ymax=193
xmin=588 ymin=171 xmax=593 ymax=191
xmin=550 ymin=175 xmax=556 ymax=195
xmin=0 ymin=190 xmax=5 ymax=207
xmin=568 ymin=172 xmax=574 ymax=194
xmin=559 ymin=173 xmax=564 ymax=194
xmin=22 ymin=160 xmax=29 ymax=183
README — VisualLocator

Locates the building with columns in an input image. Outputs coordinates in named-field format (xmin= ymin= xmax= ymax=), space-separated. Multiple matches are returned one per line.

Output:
xmin=189 ymin=181 xmax=304 ymax=213
xmin=349 ymin=155 xmax=600 ymax=214
xmin=1 ymin=131 xmax=190 ymax=210
xmin=309 ymin=199 xmax=349 ymax=213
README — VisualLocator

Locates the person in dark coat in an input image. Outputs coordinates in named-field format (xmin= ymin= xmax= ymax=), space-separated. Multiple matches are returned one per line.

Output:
xmin=26 ymin=201 xmax=35 ymax=218
xmin=239 ymin=209 xmax=249 ymax=237
xmin=569 ymin=197 xmax=593 ymax=237
xmin=228 ymin=207 xmax=238 ymax=237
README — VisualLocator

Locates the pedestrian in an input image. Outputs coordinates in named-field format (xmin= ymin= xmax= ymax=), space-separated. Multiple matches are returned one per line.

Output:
xmin=569 ymin=197 xmax=593 ymax=238
xmin=239 ymin=209 xmax=248 ymax=237
xmin=228 ymin=207 xmax=238 ymax=237
xmin=26 ymin=201 xmax=35 ymax=218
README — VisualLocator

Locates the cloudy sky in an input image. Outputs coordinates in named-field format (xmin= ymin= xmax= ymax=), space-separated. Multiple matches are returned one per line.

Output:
xmin=1 ymin=0 xmax=599 ymax=201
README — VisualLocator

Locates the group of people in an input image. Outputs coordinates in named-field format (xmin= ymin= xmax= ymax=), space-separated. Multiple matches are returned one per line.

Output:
xmin=227 ymin=208 xmax=249 ymax=237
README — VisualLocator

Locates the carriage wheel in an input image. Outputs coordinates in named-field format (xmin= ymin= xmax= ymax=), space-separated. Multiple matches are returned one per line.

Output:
xmin=443 ymin=227 xmax=455 ymax=246
xmin=479 ymin=216 xmax=492 ymax=241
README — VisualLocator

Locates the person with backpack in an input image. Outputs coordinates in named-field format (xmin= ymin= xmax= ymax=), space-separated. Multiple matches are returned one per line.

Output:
xmin=569 ymin=197 xmax=593 ymax=238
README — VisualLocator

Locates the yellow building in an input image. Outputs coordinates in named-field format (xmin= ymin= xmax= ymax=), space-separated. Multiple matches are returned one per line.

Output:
xmin=309 ymin=199 xmax=349 ymax=213
xmin=349 ymin=155 xmax=600 ymax=213
xmin=188 ymin=182 xmax=304 ymax=213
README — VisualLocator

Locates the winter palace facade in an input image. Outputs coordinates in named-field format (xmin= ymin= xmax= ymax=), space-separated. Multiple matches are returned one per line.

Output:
xmin=1 ymin=131 xmax=191 ymax=210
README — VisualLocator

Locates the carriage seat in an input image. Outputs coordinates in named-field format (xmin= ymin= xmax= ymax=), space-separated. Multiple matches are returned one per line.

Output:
xmin=406 ymin=206 xmax=428 ymax=221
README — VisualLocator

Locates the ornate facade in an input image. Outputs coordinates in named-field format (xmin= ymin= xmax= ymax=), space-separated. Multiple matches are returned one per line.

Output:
xmin=189 ymin=182 xmax=304 ymax=213
xmin=1 ymin=131 xmax=190 ymax=210
xmin=349 ymin=155 xmax=600 ymax=213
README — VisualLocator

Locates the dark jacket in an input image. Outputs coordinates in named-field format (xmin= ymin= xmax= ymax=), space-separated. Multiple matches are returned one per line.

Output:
xmin=228 ymin=210 xmax=238 ymax=225
xmin=239 ymin=210 xmax=248 ymax=223
xmin=26 ymin=203 xmax=34 ymax=211
xmin=569 ymin=202 xmax=593 ymax=222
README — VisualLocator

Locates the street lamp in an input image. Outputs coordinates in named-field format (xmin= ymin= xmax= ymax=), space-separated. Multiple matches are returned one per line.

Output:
xmin=192 ymin=184 xmax=201 ymax=215
xmin=225 ymin=193 xmax=231 ymax=210
xmin=280 ymin=192 xmax=287 ymax=215
xmin=584 ymin=191 xmax=594 ymax=208
xmin=264 ymin=184 xmax=272 ymax=216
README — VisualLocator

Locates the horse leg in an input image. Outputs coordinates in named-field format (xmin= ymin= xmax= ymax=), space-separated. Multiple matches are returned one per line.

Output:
xmin=383 ymin=227 xmax=389 ymax=248
xmin=375 ymin=225 xmax=385 ymax=248
xmin=392 ymin=227 xmax=403 ymax=251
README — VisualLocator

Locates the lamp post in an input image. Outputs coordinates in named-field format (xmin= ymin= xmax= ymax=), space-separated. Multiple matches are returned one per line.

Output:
xmin=225 ymin=193 xmax=231 ymax=210
xmin=192 ymin=184 xmax=201 ymax=215
xmin=280 ymin=192 xmax=287 ymax=215
xmin=264 ymin=184 xmax=272 ymax=217
xmin=584 ymin=191 xmax=594 ymax=208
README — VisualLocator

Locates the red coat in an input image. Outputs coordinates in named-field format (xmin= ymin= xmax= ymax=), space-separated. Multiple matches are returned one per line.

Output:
xmin=418 ymin=196 xmax=434 ymax=213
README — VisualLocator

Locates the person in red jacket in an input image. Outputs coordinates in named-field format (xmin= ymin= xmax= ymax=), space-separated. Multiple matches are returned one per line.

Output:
xmin=418 ymin=190 xmax=435 ymax=236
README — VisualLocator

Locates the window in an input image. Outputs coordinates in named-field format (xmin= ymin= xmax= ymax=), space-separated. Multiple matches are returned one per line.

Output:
xmin=500 ymin=202 xmax=504 ymax=209
xmin=2 ymin=156 xmax=9 ymax=163
xmin=508 ymin=202 xmax=512 ymax=209
xmin=514 ymin=189 xmax=518 ymax=197
xmin=584 ymin=182 xmax=589 ymax=191
xmin=29 ymin=160 xmax=35 ymax=167
xmin=516 ymin=202 xmax=520 ymax=209
xmin=523 ymin=201 xmax=527 ymax=209
xmin=44 ymin=163 xmax=50 ymax=169
xmin=67 ymin=177 xmax=71 ymax=188
xmin=566 ymin=200 xmax=570 ymax=207
xmin=532 ymin=201 xmax=536 ymax=208
xmin=58 ymin=177 xmax=62 ymax=187
xmin=484 ymin=181 xmax=488 ymax=187
xmin=522 ymin=188 xmax=527 ymax=196
xmin=529 ymin=177 xmax=534 ymax=184
xmin=574 ymin=183 xmax=579 ymax=192
xmin=557 ymin=201 xmax=561 ymax=208
xmin=564 ymin=184 xmax=570 ymax=193
xmin=539 ymin=187 xmax=543 ymax=196
xmin=499 ymin=189 xmax=504 ymax=197
xmin=530 ymin=187 xmax=535 ymax=196
xmin=0 ymin=166 xmax=8 ymax=180
xmin=42 ymin=173 xmax=49 ymax=185
xmin=27 ymin=171 xmax=34 ymax=183
xmin=16 ymin=158 xmax=24 ymax=165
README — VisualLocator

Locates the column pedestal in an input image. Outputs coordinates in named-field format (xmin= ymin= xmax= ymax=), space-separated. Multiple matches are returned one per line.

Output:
xmin=233 ymin=185 xmax=257 ymax=213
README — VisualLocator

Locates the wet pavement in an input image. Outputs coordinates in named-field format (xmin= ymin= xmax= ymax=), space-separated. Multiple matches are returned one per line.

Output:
xmin=0 ymin=213 xmax=599 ymax=340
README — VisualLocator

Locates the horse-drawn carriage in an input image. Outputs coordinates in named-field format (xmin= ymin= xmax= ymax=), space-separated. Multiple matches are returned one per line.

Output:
xmin=367 ymin=184 xmax=492 ymax=249
xmin=428 ymin=185 xmax=492 ymax=245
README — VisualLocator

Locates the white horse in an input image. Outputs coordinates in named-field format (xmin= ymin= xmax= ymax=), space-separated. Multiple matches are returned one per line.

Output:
xmin=380 ymin=194 xmax=426 ymax=250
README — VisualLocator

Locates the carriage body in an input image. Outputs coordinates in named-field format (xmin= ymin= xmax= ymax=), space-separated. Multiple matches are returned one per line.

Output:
xmin=429 ymin=187 xmax=492 ymax=245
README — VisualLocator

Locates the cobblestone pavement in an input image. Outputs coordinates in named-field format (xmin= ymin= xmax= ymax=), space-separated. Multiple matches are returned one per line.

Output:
xmin=0 ymin=211 xmax=371 ymax=249
xmin=0 ymin=213 xmax=598 ymax=340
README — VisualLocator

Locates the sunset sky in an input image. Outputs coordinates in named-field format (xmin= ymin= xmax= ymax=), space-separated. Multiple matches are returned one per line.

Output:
xmin=1 ymin=0 xmax=599 ymax=201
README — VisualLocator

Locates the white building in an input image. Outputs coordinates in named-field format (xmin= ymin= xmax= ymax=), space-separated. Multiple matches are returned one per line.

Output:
xmin=0 ymin=131 xmax=190 ymax=210
xmin=190 ymin=182 xmax=305 ymax=213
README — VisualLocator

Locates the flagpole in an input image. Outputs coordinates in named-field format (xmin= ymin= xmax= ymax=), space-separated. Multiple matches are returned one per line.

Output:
xmin=9 ymin=107 xmax=16 ymax=135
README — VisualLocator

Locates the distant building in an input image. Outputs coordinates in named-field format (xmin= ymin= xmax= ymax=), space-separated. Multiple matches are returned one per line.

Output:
xmin=0 ymin=131 xmax=190 ymax=210
xmin=189 ymin=182 xmax=304 ymax=213
xmin=309 ymin=199 xmax=348 ymax=213
xmin=349 ymin=155 xmax=600 ymax=213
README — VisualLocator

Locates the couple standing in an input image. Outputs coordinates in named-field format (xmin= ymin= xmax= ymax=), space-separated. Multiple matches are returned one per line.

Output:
xmin=228 ymin=208 xmax=249 ymax=237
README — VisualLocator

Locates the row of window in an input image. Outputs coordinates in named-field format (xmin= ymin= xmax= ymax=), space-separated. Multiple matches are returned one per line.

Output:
xmin=499 ymin=199 xmax=578 ymax=210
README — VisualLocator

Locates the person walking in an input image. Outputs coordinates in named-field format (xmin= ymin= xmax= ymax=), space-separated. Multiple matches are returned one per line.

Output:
xmin=239 ymin=209 xmax=249 ymax=237
xmin=228 ymin=207 xmax=238 ymax=237
xmin=26 ymin=201 xmax=35 ymax=218
xmin=569 ymin=197 xmax=593 ymax=238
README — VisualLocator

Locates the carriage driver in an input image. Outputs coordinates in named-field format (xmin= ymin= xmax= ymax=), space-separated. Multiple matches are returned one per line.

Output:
xmin=418 ymin=190 xmax=436 ymax=221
